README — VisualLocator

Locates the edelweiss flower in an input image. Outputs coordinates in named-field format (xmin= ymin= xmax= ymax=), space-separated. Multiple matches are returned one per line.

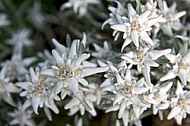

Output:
xmin=6 ymin=28 xmax=33 ymax=53
xmin=121 ymin=47 xmax=171 ymax=85
xmin=8 ymin=102 xmax=35 ymax=126
xmin=157 ymin=0 xmax=186 ymax=36
xmin=111 ymin=3 xmax=161 ymax=50
xmin=160 ymin=51 xmax=190 ymax=85
xmin=60 ymin=0 xmax=100 ymax=16
xmin=16 ymin=67 xmax=59 ymax=120
xmin=102 ymin=1 xmax=127 ymax=41
xmin=41 ymin=37 xmax=108 ymax=111
xmin=0 ymin=66 xmax=20 ymax=106
xmin=167 ymin=81 xmax=190 ymax=125
xmin=28 ymin=1 xmax=45 ymax=30
xmin=1 ymin=52 xmax=36 ymax=81
xmin=144 ymin=82 xmax=173 ymax=115
xmin=141 ymin=0 xmax=161 ymax=39
xmin=105 ymin=69 xmax=150 ymax=121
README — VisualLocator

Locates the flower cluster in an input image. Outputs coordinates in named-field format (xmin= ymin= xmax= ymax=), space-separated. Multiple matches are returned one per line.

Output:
xmin=0 ymin=0 xmax=190 ymax=126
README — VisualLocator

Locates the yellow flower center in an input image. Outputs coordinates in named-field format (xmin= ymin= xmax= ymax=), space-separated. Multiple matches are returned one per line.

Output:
xmin=137 ymin=50 xmax=144 ymax=59
xmin=131 ymin=19 xmax=140 ymax=31
xmin=178 ymin=99 xmax=186 ymax=107
xmin=29 ymin=82 xmax=45 ymax=98
xmin=178 ymin=61 xmax=186 ymax=69
xmin=57 ymin=66 xmax=72 ymax=80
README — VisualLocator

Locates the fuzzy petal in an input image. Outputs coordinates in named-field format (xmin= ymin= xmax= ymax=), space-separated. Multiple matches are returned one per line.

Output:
xmin=82 ymin=66 xmax=108 ymax=77
xmin=140 ymin=31 xmax=153 ymax=46
xmin=163 ymin=24 xmax=173 ymax=36
xmin=114 ymin=92 xmax=125 ymax=105
xmin=52 ymin=38 xmax=67 ymax=55
xmin=167 ymin=106 xmax=181 ymax=120
xmin=133 ymin=87 xmax=149 ymax=94
xmin=144 ymin=58 xmax=159 ymax=67
xmin=68 ymin=40 xmax=79 ymax=59
xmin=160 ymin=82 xmax=173 ymax=93
xmin=173 ymin=11 xmax=186 ymax=21
xmin=6 ymin=83 xmax=20 ymax=92
xmin=178 ymin=69 xmax=187 ymax=85
xmin=121 ymin=38 xmax=132 ymax=52
xmin=65 ymin=98 xmax=80 ymax=109
xmin=32 ymin=96 xmax=41 ymax=114
xmin=160 ymin=70 xmax=176 ymax=81
xmin=164 ymin=54 xmax=176 ymax=63
xmin=118 ymin=102 xmax=126 ymax=118
xmin=52 ymin=50 xmax=64 ymax=66
xmin=138 ymin=10 xmax=150 ymax=25
xmin=133 ymin=105 xmax=140 ymax=118
xmin=127 ymin=4 xmax=136 ymax=17
xmin=111 ymin=24 xmax=126 ymax=32
xmin=147 ymin=15 xmax=162 ymax=27
xmin=44 ymin=107 xmax=52 ymax=121
xmin=40 ymin=69 xmax=55 ymax=77
xmin=71 ymin=53 xmax=90 ymax=70
xmin=78 ymin=78 xmax=88 ymax=86
xmin=131 ymin=30 xmax=139 ymax=48
xmin=176 ymin=81 xmax=183 ymax=95
xmin=148 ymin=49 xmax=171 ymax=60
xmin=15 ymin=82 xmax=32 ymax=90
xmin=29 ymin=67 xmax=38 ymax=84
xmin=106 ymin=105 xmax=120 ymax=113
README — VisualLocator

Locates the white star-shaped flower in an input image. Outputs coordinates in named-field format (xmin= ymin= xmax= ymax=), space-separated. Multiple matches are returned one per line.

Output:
xmin=157 ymin=0 xmax=186 ymax=36
xmin=105 ymin=68 xmax=150 ymax=120
xmin=121 ymin=47 xmax=171 ymax=85
xmin=6 ymin=28 xmax=33 ymax=54
xmin=167 ymin=81 xmax=190 ymax=125
xmin=41 ymin=37 xmax=108 ymax=111
xmin=111 ymin=3 xmax=161 ymax=50
xmin=160 ymin=51 xmax=190 ymax=85
xmin=16 ymin=67 xmax=59 ymax=120
xmin=1 ymin=52 xmax=36 ymax=81
xmin=144 ymin=82 xmax=173 ymax=115
xmin=60 ymin=0 xmax=100 ymax=16
xmin=8 ymin=102 xmax=35 ymax=126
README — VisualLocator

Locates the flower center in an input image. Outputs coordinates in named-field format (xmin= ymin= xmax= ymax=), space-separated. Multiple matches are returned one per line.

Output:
xmin=131 ymin=19 xmax=140 ymax=31
xmin=154 ymin=92 xmax=161 ymax=100
xmin=178 ymin=99 xmax=186 ymax=107
xmin=123 ymin=86 xmax=132 ymax=94
xmin=137 ymin=50 xmax=144 ymax=59
xmin=178 ymin=61 xmax=186 ymax=69
xmin=29 ymin=82 xmax=45 ymax=98
xmin=57 ymin=66 xmax=72 ymax=80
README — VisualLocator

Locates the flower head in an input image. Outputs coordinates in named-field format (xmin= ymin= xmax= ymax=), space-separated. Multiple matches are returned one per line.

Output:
xmin=110 ymin=3 xmax=161 ymax=50
xmin=0 ymin=66 xmax=20 ymax=106
xmin=41 ymin=35 xmax=108 ymax=111
xmin=8 ymin=102 xmax=35 ymax=126
xmin=167 ymin=81 xmax=190 ymax=125
xmin=160 ymin=51 xmax=190 ymax=85
xmin=60 ymin=0 xmax=100 ymax=16
xmin=157 ymin=0 xmax=186 ymax=36
xmin=16 ymin=67 xmax=59 ymax=120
